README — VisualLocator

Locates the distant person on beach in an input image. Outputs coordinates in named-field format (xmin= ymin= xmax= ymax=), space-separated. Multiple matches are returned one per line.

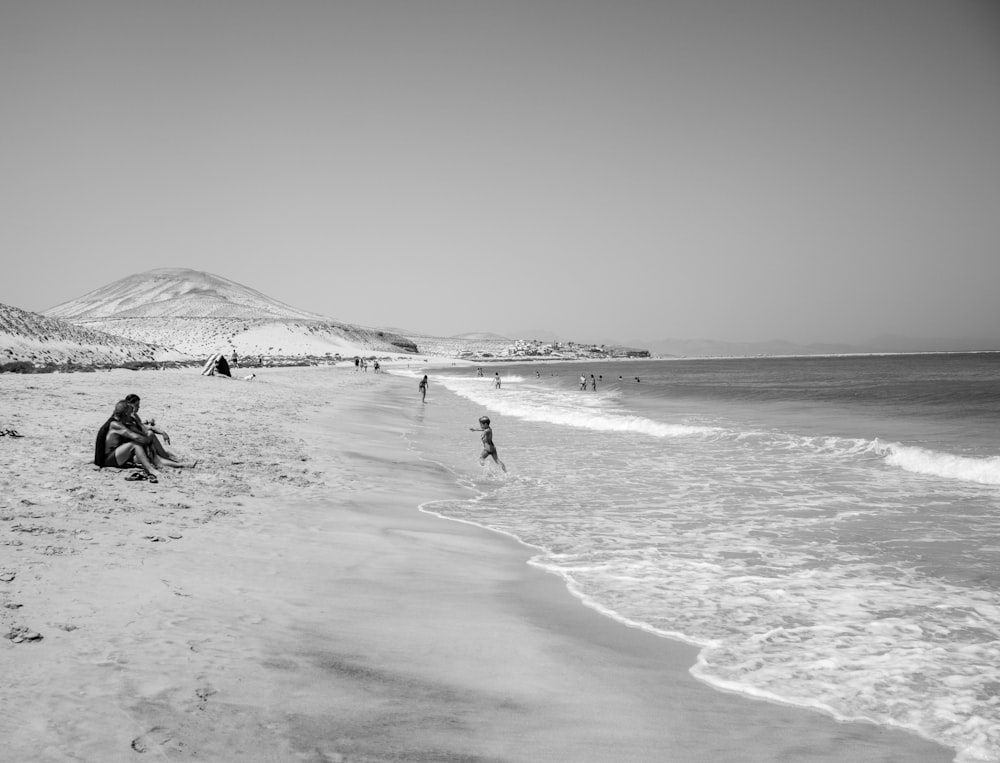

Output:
xmin=477 ymin=367 xmax=484 ymax=377
xmin=494 ymin=372 xmax=501 ymax=389
xmin=230 ymin=350 xmax=239 ymax=368
xmin=590 ymin=374 xmax=597 ymax=391
xmin=580 ymin=375 xmax=587 ymax=390
xmin=419 ymin=375 xmax=428 ymax=402
xmin=94 ymin=401 xmax=158 ymax=476
xmin=124 ymin=394 xmax=194 ymax=469
xmin=470 ymin=416 xmax=506 ymax=472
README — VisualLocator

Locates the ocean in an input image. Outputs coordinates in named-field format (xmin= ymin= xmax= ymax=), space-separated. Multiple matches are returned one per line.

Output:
xmin=398 ymin=353 xmax=1000 ymax=763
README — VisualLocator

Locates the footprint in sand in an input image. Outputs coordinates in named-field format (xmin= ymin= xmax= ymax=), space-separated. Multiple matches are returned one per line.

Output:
xmin=131 ymin=726 xmax=182 ymax=754
xmin=4 ymin=625 xmax=43 ymax=643
xmin=195 ymin=686 xmax=217 ymax=709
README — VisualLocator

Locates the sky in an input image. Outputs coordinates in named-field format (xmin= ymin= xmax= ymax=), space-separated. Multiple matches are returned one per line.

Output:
xmin=1 ymin=0 xmax=998 ymax=346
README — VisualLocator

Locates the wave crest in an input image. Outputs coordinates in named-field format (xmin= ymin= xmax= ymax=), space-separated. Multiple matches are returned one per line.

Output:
xmin=875 ymin=441 xmax=1000 ymax=485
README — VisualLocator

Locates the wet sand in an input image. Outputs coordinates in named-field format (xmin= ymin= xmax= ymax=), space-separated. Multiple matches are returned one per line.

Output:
xmin=0 ymin=366 xmax=953 ymax=761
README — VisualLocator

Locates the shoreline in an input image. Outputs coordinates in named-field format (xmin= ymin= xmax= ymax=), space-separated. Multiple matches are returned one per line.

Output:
xmin=4 ymin=346 xmax=998 ymax=380
xmin=1 ymin=367 xmax=953 ymax=761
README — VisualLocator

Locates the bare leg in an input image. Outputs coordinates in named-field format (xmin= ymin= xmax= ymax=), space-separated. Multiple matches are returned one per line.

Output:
xmin=116 ymin=442 xmax=157 ymax=474
xmin=155 ymin=456 xmax=197 ymax=469
xmin=146 ymin=435 xmax=196 ymax=468
xmin=148 ymin=434 xmax=172 ymax=459
xmin=480 ymin=450 xmax=507 ymax=473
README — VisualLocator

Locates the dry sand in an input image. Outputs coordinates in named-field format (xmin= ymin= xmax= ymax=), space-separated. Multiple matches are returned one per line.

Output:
xmin=0 ymin=366 xmax=952 ymax=762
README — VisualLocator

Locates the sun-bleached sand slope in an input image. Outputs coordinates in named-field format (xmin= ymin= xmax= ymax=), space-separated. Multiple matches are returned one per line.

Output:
xmin=0 ymin=368 xmax=951 ymax=761
xmin=72 ymin=316 xmax=419 ymax=361
xmin=37 ymin=268 xmax=419 ymax=361
xmin=0 ymin=303 xmax=189 ymax=367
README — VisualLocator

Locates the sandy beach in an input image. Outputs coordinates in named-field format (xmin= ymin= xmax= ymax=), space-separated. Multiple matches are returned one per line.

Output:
xmin=0 ymin=366 xmax=953 ymax=762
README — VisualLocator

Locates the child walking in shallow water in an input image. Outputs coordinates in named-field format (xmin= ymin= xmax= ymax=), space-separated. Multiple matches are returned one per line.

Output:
xmin=470 ymin=416 xmax=506 ymax=472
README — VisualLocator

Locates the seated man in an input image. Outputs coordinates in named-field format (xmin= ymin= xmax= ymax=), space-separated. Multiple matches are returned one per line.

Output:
xmin=123 ymin=393 xmax=195 ymax=469
xmin=94 ymin=400 xmax=158 ymax=475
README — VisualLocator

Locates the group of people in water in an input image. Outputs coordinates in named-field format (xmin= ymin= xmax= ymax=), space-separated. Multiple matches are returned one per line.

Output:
xmin=422 ymin=367 xmax=637 ymax=474
xmin=94 ymin=394 xmax=195 ymax=481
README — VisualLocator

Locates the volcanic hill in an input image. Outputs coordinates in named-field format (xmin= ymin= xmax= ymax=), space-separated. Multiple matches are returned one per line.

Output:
xmin=41 ymin=268 xmax=417 ymax=360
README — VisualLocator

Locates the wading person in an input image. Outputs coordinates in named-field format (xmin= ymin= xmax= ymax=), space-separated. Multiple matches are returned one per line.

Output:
xmin=470 ymin=415 xmax=506 ymax=472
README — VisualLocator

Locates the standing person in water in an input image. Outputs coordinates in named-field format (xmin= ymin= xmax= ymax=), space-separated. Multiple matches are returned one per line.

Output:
xmin=494 ymin=372 xmax=501 ymax=389
xmin=418 ymin=375 xmax=428 ymax=402
xmin=470 ymin=415 xmax=506 ymax=472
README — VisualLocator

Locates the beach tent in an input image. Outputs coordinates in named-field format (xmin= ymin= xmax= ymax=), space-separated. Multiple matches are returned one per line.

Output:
xmin=200 ymin=352 xmax=232 ymax=377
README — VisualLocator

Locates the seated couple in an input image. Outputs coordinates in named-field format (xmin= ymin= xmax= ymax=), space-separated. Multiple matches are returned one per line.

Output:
xmin=94 ymin=394 xmax=196 ymax=476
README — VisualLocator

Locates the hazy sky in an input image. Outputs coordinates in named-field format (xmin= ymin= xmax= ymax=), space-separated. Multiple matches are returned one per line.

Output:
xmin=2 ymin=1 xmax=998 ymax=345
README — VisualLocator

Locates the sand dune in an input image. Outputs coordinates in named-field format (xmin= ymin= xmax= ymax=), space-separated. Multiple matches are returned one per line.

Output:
xmin=0 ymin=303 xmax=187 ymax=367
xmin=71 ymin=316 xmax=418 ymax=361
xmin=1 ymin=268 xmax=418 ymax=367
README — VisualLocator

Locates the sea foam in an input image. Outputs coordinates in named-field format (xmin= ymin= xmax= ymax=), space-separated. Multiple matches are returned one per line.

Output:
xmin=875 ymin=441 xmax=1000 ymax=485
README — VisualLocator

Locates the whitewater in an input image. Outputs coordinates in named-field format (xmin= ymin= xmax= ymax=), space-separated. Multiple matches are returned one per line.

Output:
xmin=397 ymin=353 xmax=1000 ymax=763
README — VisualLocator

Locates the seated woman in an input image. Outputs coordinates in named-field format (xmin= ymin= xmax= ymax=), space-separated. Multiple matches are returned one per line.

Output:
xmin=123 ymin=394 xmax=195 ymax=468
xmin=95 ymin=400 xmax=158 ymax=476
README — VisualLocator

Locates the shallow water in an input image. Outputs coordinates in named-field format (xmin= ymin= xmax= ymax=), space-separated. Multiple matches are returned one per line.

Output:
xmin=401 ymin=354 xmax=1000 ymax=763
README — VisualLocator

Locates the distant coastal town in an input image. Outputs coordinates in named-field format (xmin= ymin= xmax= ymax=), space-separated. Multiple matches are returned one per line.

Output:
xmin=403 ymin=334 xmax=650 ymax=362
xmin=460 ymin=338 xmax=650 ymax=360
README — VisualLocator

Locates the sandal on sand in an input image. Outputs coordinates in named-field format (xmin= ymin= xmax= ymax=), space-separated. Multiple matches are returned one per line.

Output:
xmin=147 ymin=474 xmax=159 ymax=484
xmin=125 ymin=471 xmax=148 ymax=482
xmin=3 ymin=430 xmax=24 ymax=438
